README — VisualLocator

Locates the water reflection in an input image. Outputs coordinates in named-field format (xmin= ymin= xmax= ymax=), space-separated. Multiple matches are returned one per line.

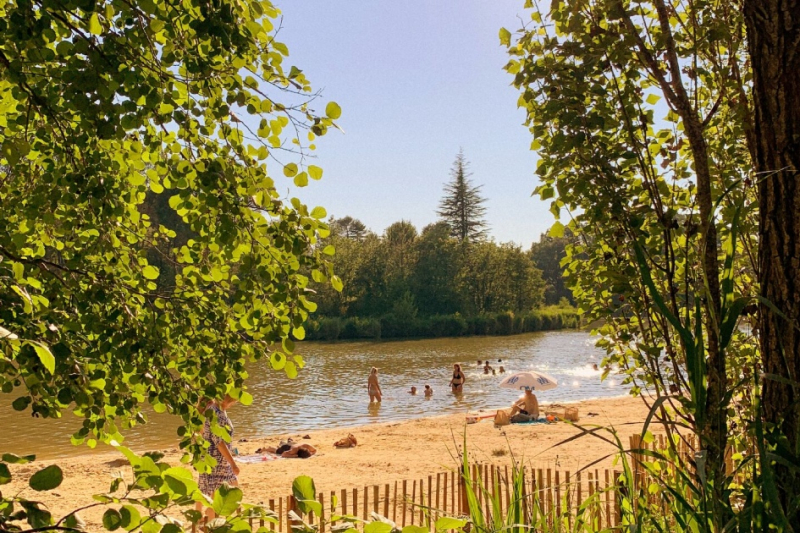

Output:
xmin=0 ymin=330 xmax=628 ymax=459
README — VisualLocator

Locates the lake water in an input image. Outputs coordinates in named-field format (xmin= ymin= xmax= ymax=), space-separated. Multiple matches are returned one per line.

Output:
xmin=0 ymin=330 xmax=626 ymax=459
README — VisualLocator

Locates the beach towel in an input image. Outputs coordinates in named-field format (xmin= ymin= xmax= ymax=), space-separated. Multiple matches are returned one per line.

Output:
xmin=511 ymin=417 xmax=551 ymax=425
xmin=237 ymin=453 xmax=282 ymax=464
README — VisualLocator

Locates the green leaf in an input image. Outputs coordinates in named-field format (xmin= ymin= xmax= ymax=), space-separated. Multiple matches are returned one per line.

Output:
xmin=308 ymin=165 xmax=323 ymax=180
xmin=120 ymin=505 xmax=141 ymax=531
xmin=548 ymin=221 xmax=565 ymax=238
xmin=89 ymin=13 xmax=102 ymax=35
xmin=142 ymin=265 xmax=159 ymax=280
xmin=285 ymin=361 xmax=298 ymax=379
xmin=212 ymin=485 xmax=243 ymax=516
xmin=310 ymin=206 xmax=327 ymax=219
xmin=239 ymin=391 xmax=253 ymax=406
xmin=30 ymin=342 xmax=55 ymax=374
xmin=325 ymin=101 xmax=342 ymax=120
xmin=435 ymin=517 xmax=467 ymax=531
xmin=499 ymin=27 xmax=512 ymax=46
xmin=646 ymin=93 xmax=661 ymax=105
xmin=29 ymin=464 xmax=63 ymax=491
xmin=0 ymin=463 xmax=11 ymax=485
xmin=365 ymin=523 xmax=393 ymax=533
xmin=283 ymin=163 xmax=298 ymax=177
xmin=292 ymin=476 xmax=320 ymax=515
xmin=331 ymin=275 xmax=343 ymax=292
xmin=2 ymin=453 xmax=34 ymax=464
xmin=103 ymin=509 xmax=123 ymax=531
xmin=163 ymin=466 xmax=198 ymax=496
xmin=293 ymin=172 xmax=308 ymax=187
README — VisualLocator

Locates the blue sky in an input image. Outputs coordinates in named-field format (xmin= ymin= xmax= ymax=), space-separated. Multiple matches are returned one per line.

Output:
xmin=274 ymin=1 xmax=552 ymax=245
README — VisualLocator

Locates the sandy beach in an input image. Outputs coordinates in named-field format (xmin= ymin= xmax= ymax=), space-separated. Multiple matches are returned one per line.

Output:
xmin=4 ymin=395 xmax=655 ymax=530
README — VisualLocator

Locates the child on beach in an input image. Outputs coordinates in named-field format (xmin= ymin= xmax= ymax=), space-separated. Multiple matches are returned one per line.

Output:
xmin=424 ymin=385 xmax=433 ymax=397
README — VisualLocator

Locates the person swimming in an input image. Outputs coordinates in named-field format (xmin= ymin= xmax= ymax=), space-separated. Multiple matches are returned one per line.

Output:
xmin=477 ymin=360 xmax=482 ymax=366
xmin=499 ymin=366 xmax=505 ymax=374
xmin=409 ymin=386 xmax=417 ymax=395
xmin=424 ymin=385 xmax=433 ymax=397
xmin=450 ymin=364 xmax=465 ymax=393
xmin=483 ymin=361 xmax=492 ymax=374
xmin=592 ymin=363 xmax=599 ymax=371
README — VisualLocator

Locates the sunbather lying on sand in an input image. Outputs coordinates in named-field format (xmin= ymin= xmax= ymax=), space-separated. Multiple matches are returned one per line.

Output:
xmin=256 ymin=440 xmax=317 ymax=458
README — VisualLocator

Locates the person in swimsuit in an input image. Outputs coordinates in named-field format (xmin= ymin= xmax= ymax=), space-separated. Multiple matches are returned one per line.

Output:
xmin=409 ymin=386 xmax=417 ymax=395
xmin=450 ymin=364 xmax=465 ymax=393
xmin=197 ymin=394 xmax=240 ymax=519
xmin=510 ymin=389 xmax=540 ymax=422
xmin=368 ymin=367 xmax=382 ymax=403
xmin=424 ymin=385 xmax=433 ymax=397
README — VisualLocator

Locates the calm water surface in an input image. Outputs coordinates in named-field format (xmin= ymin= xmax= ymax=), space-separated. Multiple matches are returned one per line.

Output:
xmin=0 ymin=331 xmax=626 ymax=459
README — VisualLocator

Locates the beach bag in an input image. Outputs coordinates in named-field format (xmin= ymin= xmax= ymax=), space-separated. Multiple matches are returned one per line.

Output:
xmin=564 ymin=407 xmax=579 ymax=422
xmin=494 ymin=410 xmax=511 ymax=427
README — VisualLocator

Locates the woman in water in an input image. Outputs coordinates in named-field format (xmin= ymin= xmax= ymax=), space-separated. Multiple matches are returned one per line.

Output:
xmin=450 ymin=363 xmax=466 ymax=393
xmin=368 ymin=367 xmax=382 ymax=403
xmin=197 ymin=394 xmax=240 ymax=519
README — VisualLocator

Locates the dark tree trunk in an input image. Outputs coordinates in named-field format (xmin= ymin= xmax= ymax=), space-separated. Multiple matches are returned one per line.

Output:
xmin=744 ymin=0 xmax=800 ymax=523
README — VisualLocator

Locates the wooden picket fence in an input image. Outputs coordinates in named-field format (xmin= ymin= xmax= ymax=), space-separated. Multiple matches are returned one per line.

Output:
xmin=234 ymin=462 xmax=628 ymax=532
xmin=199 ymin=433 xmax=741 ymax=532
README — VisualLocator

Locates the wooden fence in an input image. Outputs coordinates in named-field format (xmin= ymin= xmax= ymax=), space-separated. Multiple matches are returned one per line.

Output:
xmin=237 ymin=463 xmax=628 ymax=532
xmin=208 ymin=433 xmax=738 ymax=532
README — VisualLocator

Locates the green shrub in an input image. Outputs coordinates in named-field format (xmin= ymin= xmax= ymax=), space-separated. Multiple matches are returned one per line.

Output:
xmin=318 ymin=317 xmax=341 ymax=341
xmin=428 ymin=315 xmax=468 ymax=337
xmin=494 ymin=311 xmax=515 ymax=335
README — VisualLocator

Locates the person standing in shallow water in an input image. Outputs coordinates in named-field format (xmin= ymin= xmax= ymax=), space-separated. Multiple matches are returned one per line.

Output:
xmin=197 ymin=394 xmax=240 ymax=519
xmin=368 ymin=367 xmax=382 ymax=403
xmin=450 ymin=364 xmax=466 ymax=393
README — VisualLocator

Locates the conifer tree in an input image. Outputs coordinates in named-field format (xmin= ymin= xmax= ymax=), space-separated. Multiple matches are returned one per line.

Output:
xmin=437 ymin=150 xmax=488 ymax=242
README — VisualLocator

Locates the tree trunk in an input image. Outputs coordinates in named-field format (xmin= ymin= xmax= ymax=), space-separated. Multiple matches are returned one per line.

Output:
xmin=743 ymin=0 xmax=800 ymax=524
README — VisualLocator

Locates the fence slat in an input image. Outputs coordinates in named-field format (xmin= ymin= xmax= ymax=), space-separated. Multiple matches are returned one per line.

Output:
xmin=393 ymin=481 xmax=398 ymax=524
xmin=319 ymin=493 xmax=325 ymax=533
xmin=384 ymin=484 xmax=390 ymax=520
xmin=402 ymin=480 xmax=408 ymax=527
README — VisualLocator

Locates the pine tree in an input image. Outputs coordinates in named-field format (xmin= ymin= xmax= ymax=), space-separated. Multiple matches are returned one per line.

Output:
xmin=437 ymin=150 xmax=488 ymax=242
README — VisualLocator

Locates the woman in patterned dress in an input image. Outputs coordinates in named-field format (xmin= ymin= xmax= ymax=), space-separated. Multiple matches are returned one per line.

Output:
xmin=197 ymin=394 xmax=240 ymax=519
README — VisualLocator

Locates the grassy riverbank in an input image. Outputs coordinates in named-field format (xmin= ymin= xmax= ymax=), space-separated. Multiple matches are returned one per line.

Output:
xmin=304 ymin=305 xmax=581 ymax=341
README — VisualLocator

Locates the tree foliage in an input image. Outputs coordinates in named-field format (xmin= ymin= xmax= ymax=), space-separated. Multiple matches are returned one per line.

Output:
xmin=437 ymin=150 xmax=488 ymax=242
xmin=0 ymin=0 xmax=339 ymax=459
xmin=504 ymin=0 xmax=757 ymax=525
xmin=529 ymin=231 xmax=575 ymax=306
xmin=313 ymin=219 xmax=545 ymax=320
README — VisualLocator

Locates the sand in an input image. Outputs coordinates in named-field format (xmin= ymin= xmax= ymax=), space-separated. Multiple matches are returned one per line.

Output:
xmin=6 ymin=395 xmax=653 ymax=530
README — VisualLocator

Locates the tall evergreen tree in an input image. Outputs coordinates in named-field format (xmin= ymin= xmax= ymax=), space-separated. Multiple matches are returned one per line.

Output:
xmin=437 ymin=150 xmax=488 ymax=241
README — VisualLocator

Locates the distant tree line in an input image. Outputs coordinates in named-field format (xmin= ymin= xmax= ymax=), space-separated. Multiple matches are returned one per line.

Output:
xmin=305 ymin=152 xmax=578 ymax=340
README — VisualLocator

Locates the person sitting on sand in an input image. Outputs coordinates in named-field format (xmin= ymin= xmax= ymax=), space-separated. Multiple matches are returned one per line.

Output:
xmin=368 ymin=367 xmax=382 ymax=403
xmin=509 ymin=389 xmax=540 ymax=422
xmin=424 ymin=385 xmax=433 ymax=397
xmin=409 ymin=386 xmax=417 ymax=395
xmin=450 ymin=364 xmax=466 ymax=393
xmin=499 ymin=366 xmax=505 ymax=374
